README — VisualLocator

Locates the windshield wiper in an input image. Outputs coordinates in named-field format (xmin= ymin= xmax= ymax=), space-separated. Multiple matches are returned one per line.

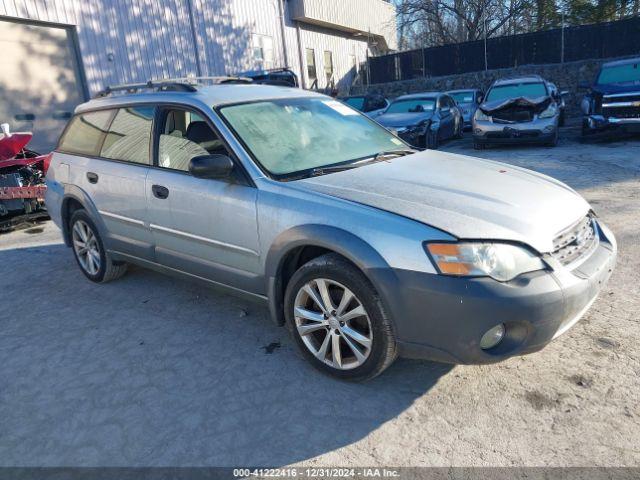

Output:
xmin=372 ymin=149 xmax=416 ymax=162
xmin=309 ymin=149 xmax=416 ymax=177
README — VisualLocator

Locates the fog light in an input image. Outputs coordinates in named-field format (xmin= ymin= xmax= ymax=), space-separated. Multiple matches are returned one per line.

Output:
xmin=480 ymin=324 xmax=505 ymax=350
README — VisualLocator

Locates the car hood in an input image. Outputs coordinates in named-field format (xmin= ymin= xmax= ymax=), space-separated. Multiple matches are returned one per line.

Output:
xmin=295 ymin=151 xmax=590 ymax=253
xmin=376 ymin=112 xmax=433 ymax=128
xmin=480 ymin=95 xmax=551 ymax=114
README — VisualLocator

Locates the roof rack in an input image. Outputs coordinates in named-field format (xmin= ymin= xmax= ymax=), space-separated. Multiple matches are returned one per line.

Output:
xmin=94 ymin=76 xmax=252 ymax=98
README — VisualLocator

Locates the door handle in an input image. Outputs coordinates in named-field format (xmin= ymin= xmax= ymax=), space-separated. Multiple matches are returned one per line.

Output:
xmin=152 ymin=184 xmax=169 ymax=199
xmin=86 ymin=172 xmax=99 ymax=184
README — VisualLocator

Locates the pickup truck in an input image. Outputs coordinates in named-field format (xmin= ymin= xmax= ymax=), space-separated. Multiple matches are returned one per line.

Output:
xmin=580 ymin=57 xmax=640 ymax=137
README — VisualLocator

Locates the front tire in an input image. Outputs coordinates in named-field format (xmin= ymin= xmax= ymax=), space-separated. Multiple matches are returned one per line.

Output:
xmin=454 ymin=119 xmax=463 ymax=139
xmin=70 ymin=209 xmax=128 ymax=283
xmin=425 ymin=129 xmax=439 ymax=149
xmin=284 ymin=253 xmax=397 ymax=381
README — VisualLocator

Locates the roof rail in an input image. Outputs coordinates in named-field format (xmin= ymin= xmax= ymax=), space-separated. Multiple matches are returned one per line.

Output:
xmin=94 ymin=76 xmax=252 ymax=98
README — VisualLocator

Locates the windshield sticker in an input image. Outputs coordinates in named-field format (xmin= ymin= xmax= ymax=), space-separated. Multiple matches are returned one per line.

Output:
xmin=323 ymin=100 xmax=359 ymax=116
xmin=391 ymin=137 xmax=404 ymax=145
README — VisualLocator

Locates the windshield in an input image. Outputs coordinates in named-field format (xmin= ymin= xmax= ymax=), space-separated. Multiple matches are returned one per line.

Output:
xmin=343 ymin=97 xmax=365 ymax=111
xmin=449 ymin=92 xmax=474 ymax=104
xmin=385 ymin=98 xmax=436 ymax=114
xmin=485 ymin=82 xmax=547 ymax=101
xmin=219 ymin=97 xmax=406 ymax=177
xmin=597 ymin=63 xmax=640 ymax=85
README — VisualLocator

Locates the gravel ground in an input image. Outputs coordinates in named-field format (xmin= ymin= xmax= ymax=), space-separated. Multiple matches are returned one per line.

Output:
xmin=0 ymin=129 xmax=639 ymax=467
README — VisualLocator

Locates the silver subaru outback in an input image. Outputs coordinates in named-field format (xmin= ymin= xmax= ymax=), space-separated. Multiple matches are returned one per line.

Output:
xmin=45 ymin=80 xmax=616 ymax=381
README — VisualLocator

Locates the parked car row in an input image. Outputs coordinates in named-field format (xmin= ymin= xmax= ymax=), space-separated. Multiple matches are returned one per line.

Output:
xmin=341 ymin=56 xmax=640 ymax=150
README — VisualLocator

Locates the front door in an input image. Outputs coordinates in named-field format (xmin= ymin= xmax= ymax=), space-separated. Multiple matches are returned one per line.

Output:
xmin=145 ymin=107 xmax=261 ymax=294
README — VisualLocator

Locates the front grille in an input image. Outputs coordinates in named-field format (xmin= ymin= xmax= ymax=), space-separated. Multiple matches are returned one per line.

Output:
xmin=602 ymin=107 xmax=640 ymax=119
xmin=551 ymin=216 xmax=598 ymax=267
xmin=492 ymin=109 xmax=534 ymax=123
xmin=486 ymin=130 xmax=540 ymax=139
xmin=603 ymin=92 xmax=640 ymax=103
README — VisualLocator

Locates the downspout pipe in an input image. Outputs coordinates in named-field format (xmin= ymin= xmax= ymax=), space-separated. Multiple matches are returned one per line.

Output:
xmin=186 ymin=0 xmax=204 ymax=76
xmin=277 ymin=0 xmax=290 ymax=69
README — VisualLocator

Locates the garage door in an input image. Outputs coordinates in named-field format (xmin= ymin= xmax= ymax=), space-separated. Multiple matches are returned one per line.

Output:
xmin=0 ymin=18 xmax=86 ymax=153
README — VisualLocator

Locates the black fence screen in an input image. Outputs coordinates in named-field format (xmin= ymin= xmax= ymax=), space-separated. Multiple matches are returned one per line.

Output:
xmin=369 ymin=16 xmax=640 ymax=84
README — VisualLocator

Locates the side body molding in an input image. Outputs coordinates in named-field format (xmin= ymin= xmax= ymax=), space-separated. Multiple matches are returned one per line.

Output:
xmin=264 ymin=224 xmax=399 ymax=326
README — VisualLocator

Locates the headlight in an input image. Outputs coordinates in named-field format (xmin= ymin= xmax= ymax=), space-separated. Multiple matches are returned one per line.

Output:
xmin=408 ymin=121 xmax=429 ymax=134
xmin=425 ymin=242 xmax=546 ymax=282
xmin=474 ymin=109 xmax=491 ymax=122
xmin=538 ymin=104 xmax=558 ymax=119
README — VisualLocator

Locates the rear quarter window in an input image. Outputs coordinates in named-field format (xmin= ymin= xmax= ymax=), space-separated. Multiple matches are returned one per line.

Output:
xmin=58 ymin=110 xmax=114 ymax=156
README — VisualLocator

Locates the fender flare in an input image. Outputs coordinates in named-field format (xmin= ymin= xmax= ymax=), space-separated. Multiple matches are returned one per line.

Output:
xmin=60 ymin=185 xmax=108 ymax=248
xmin=264 ymin=224 xmax=399 ymax=326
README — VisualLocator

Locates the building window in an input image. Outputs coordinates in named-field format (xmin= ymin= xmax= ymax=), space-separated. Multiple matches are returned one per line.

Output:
xmin=252 ymin=34 xmax=274 ymax=69
xmin=324 ymin=50 xmax=334 ymax=85
xmin=306 ymin=48 xmax=317 ymax=85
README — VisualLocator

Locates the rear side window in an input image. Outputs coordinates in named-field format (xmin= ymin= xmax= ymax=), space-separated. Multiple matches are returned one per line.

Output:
xmin=58 ymin=110 xmax=113 ymax=156
xmin=101 ymin=106 xmax=154 ymax=165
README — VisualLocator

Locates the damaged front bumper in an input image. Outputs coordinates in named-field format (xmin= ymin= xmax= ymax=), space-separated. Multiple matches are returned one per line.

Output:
xmin=473 ymin=116 xmax=558 ymax=145
xmin=582 ymin=115 xmax=640 ymax=136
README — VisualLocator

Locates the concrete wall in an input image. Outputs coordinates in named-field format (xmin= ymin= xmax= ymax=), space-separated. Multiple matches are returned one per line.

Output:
xmin=353 ymin=56 xmax=637 ymax=120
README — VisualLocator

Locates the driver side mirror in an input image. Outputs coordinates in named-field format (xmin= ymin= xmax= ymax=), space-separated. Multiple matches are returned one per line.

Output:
xmin=477 ymin=94 xmax=484 ymax=104
xmin=189 ymin=154 xmax=234 ymax=179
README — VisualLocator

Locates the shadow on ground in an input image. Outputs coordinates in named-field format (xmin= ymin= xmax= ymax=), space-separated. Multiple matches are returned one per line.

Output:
xmin=0 ymin=243 xmax=453 ymax=466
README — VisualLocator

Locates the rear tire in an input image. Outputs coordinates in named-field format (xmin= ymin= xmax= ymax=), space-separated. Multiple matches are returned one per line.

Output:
xmin=284 ymin=253 xmax=397 ymax=381
xmin=69 ymin=209 xmax=128 ymax=283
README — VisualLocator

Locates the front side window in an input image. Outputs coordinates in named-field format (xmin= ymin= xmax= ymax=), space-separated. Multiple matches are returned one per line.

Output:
xmin=58 ymin=110 xmax=113 ymax=156
xmin=597 ymin=62 xmax=640 ymax=85
xmin=158 ymin=108 xmax=228 ymax=172
xmin=449 ymin=92 xmax=474 ymax=104
xmin=219 ymin=97 xmax=406 ymax=178
xmin=101 ymin=106 xmax=154 ymax=164
xmin=386 ymin=98 xmax=436 ymax=114
xmin=485 ymin=82 xmax=548 ymax=102
xmin=343 ymin=96 xmax=365 ymax=111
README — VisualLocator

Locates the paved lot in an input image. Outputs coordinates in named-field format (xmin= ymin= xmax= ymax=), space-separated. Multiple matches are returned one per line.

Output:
xmin=1 ymin=129 xmax=639 ymax=467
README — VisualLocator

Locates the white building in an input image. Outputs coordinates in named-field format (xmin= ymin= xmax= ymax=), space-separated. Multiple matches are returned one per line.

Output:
xmin=0 ymin=0 xmax=397 ymax=150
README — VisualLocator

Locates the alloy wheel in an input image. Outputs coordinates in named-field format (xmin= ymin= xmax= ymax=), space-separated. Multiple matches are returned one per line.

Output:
xmin=72 ymin=220 xmax=101 ymax=275
xmin=293 ymin=278 xmax=373 ymax=370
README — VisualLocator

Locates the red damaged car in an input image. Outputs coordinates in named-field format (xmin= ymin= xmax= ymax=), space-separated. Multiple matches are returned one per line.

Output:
xmin=0 ymin=123 xmax=51 ymax=230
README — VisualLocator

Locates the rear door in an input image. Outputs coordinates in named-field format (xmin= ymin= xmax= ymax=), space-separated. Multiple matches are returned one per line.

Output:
xmin=57 ymin=106 xmax=155 ymax=259
xmin=145 ymin=106 xmax=261 ymax=294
